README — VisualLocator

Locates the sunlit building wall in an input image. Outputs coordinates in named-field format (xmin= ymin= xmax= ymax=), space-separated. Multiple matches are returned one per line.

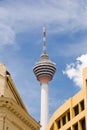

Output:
xmin=46 ymin=67 xmax=87 ymax=130
xmin=0 ymin=63 xmax=41 ymax=130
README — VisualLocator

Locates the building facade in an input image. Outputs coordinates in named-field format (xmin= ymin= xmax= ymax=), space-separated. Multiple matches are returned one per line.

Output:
xmin=0 ymin=63 xmax=41 ymax=130
xmin=46 ymin=67 xmax=87 ymax=130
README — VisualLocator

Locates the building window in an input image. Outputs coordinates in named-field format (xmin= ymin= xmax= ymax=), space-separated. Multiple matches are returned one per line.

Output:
xmin=73 ymin=123 xmax=78 ymax=130
xmin=67 ymin=128 xmax=71 ymax=130
xmin=80 ymin=100 xmax=85 ymax=111
xmin=80 ymin=118 xmax=86 ymax=130
xmin=67 ymin=112 xmax=70 ymax=121
xmin=73 ymin=105 xmax=79 ymax=116
xmin=50 ymin=124 xmax=54 ymax=130
xmin=58 ymin=120 xmax=61 ymax=129
xmin=62 ymin=115 xmax=66 ymax=125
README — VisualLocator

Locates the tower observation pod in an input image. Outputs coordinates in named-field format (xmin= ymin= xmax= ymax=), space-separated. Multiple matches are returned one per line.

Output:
xmin=33 ymin=26 xmax=56 ymax=130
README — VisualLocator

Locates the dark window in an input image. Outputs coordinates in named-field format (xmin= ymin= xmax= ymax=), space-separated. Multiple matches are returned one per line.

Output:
xmin=67 ymin=112 xmax=70 ymax=121
xmin=62 ymin=116 xmax=66 ymax=125
xmin=50 ymin=124 xmax=54 ymax=130
xmin=73 ymin=123 xmax=78 ymax=130
xmin=67 ymin=128 xmax=71 ymax=130
xmin=80 ymin=100 xmax=85 ymax=111
xmin=74 ymin=105 xmax=79 ymax=116
xmin=80 ymin=118 xmax=86 ymax=130
xmin=58 ymin=120 xmax=61 ymax=129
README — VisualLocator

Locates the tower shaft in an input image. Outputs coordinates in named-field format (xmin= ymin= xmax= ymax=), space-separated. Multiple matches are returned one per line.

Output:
xmin=41 ymin=83 xmax=48 ymax=130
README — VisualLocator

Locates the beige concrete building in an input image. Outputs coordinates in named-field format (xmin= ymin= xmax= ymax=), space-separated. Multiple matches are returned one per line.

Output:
xmin=0 ymin=63 xmax=40 ymax=130
xmin=46 ymin=67 xmax=87 ymax=130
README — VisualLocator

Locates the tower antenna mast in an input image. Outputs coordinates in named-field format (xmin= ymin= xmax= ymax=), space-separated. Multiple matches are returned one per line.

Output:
xmin=43 ymin=25 xmax=46 ymax=54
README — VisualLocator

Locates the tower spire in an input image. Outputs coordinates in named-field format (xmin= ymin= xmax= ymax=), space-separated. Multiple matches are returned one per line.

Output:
xmin=43 ymin=25 xmax=46 ymax=54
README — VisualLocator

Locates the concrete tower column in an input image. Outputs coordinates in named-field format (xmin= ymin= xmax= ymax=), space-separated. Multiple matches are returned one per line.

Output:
xmin=40 ymin=83 xmax=48 ymax=130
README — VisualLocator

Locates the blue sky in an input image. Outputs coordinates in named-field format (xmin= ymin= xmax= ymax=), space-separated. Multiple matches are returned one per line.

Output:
xmin=0 ymin=0 xmax=87 ymax=121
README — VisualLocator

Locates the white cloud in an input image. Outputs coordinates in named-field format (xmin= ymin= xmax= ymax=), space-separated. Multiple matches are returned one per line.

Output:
xmin=0 ymin=23 xmax=15 ymax=46
xmin=63 ymin=54 xmax=87 ymax=88
xmin=0 ymin=0 xmax=87 ymax=47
